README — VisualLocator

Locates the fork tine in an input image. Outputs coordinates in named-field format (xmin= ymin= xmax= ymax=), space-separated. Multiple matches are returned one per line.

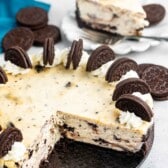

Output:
xmin=80 ymin=28 xmax=123 ymax=45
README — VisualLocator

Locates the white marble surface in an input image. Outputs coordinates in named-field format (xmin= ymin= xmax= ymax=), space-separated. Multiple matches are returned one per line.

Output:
xmin=1 ymin=0 xmax=168 ymax=167
xmin=48 ymin=1 xmax=168 ymax=168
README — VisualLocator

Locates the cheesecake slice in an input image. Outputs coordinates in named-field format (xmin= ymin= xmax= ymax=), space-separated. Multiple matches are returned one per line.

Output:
xmin=0 ymin=46 xmax=153 ymax=168
xmin=76 ymin=0 xmax=149 ymax=36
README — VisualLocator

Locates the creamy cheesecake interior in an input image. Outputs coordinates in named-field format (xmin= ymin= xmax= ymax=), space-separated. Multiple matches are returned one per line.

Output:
xmin=0 ymin=50 xmax=153 ymax=168
xmin=76 ymin=0 xmax=149 ymax=35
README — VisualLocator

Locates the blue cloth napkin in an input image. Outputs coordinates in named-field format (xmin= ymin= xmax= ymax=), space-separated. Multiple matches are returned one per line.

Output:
xmin=0 ymin=0 xmax=50 ymax=53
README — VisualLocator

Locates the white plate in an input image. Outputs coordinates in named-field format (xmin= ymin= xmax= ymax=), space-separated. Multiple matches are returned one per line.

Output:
xmin=61 ymin=0 xmax=168 ymax=55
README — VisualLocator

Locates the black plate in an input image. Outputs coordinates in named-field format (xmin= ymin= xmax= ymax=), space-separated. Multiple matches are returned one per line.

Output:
xmin=40 ymin=126 xmax=154 ymax=168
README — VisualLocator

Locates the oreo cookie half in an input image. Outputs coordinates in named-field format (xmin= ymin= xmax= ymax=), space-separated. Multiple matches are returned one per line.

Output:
xmin=143 ymin=4 xmax=166 ymax=26
xmin=16 ymin=7 xmax=48 ymax=30
xmin=0 ymin=67 xmax=8 ymax=84
xmin=112 ymin=78 xmax=150 ymax=101
xmin=5 ymin=46 xmax=32 ymax=69
xmin=33 ymin=25 xmax=61 ymax=46
xmin=2 ymin=27 xmax=34 ymax=51
xmin=66 ymin=39 xmax=83 ymax=70
xmin=43 ymin=38 xmax=55 ymax=66
xmin=116 ymin=94 xmax=153 ymax=122
xmin=0 ymin=127 xmax=23 ymax=158
xmin=86 ymin=45 xmax=115 ymax=72
xmin=105 ymin=58 xmax=138 ymax=82
xmin=141 ymin=65 xmax=168 ymax=100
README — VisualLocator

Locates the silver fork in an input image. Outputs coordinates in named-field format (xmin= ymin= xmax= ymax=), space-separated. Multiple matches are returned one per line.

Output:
xmin=80 ymin=28 xmax=168 ymax=45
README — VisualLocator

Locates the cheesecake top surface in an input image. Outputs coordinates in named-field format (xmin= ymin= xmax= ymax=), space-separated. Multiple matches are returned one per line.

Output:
xmin=78 ymin=0 xmax=146 ymax=14
xmin=0 ymin=50 xmax=152 ymax=150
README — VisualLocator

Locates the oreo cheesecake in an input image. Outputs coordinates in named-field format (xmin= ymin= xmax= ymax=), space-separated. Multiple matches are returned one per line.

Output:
xmin=76 ymin=0 xmax=149 ymax=35
xmin=0 ymin=41 xmax=155 ymax=168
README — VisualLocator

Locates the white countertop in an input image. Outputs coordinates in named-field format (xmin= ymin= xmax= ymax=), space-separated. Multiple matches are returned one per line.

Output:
xmin=2 ymin=0 xmax=168 ymax=167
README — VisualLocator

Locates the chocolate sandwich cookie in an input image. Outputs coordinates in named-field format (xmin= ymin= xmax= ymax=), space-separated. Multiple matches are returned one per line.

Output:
xmin=5 ymin=46 xmax=32 ymax=69
xmin=0 ymin=67 xmax=8 ymax=84
xmin=0 ymin=127 xmax=23 ymax=158
xmin=16 ymin=7 xmax=48 ymax=30
xmin=112 ymin=78 xmax=150 ymax=101
xmin=43 ymin=38 xmax=55 ymax=66
xmin=105 ymin=58 xmax=138 ymax=82
xmin=33 ymin=25 xmax=61 ymax=46
xmin=2 ymin=27 xmax=34 ymax=51
xmin=141 ymin=65 xmax=168 ymax=100
xmin=86 ymin=45 xmax=115 ymax=72
xmin=72 ymin=39 xmax=83 ymax=69
xmin=116 ymin=94 xmax=153 ymax=122
xmin=66 ymin=39 xmax=83 ymax=69
xmin=143 ymin=4 xmax=166 ymax=25
xmin=138 ymin=63 xmax=155 ymax=78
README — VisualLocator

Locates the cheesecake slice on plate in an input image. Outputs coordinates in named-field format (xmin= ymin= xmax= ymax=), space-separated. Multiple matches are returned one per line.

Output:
xmin=76 ymin=0 xmax=149 ymax=35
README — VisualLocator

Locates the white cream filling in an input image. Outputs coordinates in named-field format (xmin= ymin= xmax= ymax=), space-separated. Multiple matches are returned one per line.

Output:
xmin=3 ymin=142 xmax=26 ymax=162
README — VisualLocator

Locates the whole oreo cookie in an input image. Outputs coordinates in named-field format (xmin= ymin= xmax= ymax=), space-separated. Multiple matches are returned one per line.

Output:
xmin=86 ymin=45 xmax=115 ymax=72
xmin=0 ymin=127 xmax=23 ymax=158
xmin=43 ymin=38 xmax=55 ymax=66
xmin=138 ymin=63 xmax=155 ymax=78
xmin=5 ymin=46 xmax=32 ymax=69
xmin=16 ymin=7 xmax=48 ymax=30
xmin=105 ymin=58 xmax=138 ymax=82
xmin=116 ymin=94 xmax=153 ymax=122
xmin=0 ymin=67 xmax=8 ymax=84
xmin=2 ymin=27 xmax=34 ymax=51
xmin=143 ymin=4 xmax=166 ymax=25
xmin=33 ymin=25 xmax=61 ymax=46
xmin=141 ymin=65 xmax=168 ymax=100
xmin=66 ymin=39 xmax=83 ymax=70
xmin=112 ymin=78 xmax=150 ymax=101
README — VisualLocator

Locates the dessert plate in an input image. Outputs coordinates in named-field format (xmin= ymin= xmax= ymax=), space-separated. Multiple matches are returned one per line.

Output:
xmin=61 ymin=0 xmax=168 ymax=54
xmin=43 ymin=127 xmax=154 ymax=168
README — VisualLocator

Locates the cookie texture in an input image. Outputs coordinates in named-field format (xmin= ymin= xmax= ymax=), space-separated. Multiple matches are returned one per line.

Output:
xmin=138 ymin=63 xmax=155 ymax=78
xmin=143 ymin=4 xmax=166 ymax=25
xmin=5 ymin=46 xmax=32 ymax=69
xmin=2 ymin=27 xmax=34 ymax=51
xmin=106 ymin=58 xmax=138 ymax=82
xmin=33 ymin=25 xmax=61 ymax=46
xmin=141 ymin=65 xmax=168 ymax=100
xmin=112 ymin=78 xmax=150 ymax=101
xmin=0 ymin=67 xmax=8 ymax=84
xmin=0 ymin=127 xmax=23 ymax=158
xmin=86 ymin=45 xmax=115 ymax=72
xmin=72 ymin=39 xmax=83 ymax=70
xmin=43 ymin=38 xmax=55 ymax=66
xmin=16 ymin=7 xmax=48 ymax=30
xmin=116 ymin=94 xmax=153 ymax=122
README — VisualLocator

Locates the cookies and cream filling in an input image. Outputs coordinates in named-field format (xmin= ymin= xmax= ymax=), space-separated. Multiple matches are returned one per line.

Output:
xmin=76 ymin=0 xmax=149 ymax=36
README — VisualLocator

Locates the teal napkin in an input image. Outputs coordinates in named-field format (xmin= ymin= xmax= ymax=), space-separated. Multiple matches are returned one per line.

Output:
xmin=0 ymin=0 xmax=50 ymax=53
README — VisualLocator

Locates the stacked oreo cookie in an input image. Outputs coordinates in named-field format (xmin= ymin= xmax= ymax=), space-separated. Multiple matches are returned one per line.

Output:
xmin=2 ymin=7 xmax=61 ymax=52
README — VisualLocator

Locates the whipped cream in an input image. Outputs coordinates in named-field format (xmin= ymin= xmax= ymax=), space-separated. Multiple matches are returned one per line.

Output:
xmin=3 ymin=61 xmax=30 ymax=75
xmin=3 ymin=142 xmax=26 ymax=162
xmin=132 ymin=92 xmax=153 ymax=109
xmin=119 ymin=111 xmax=143 ymax=129
xmin=119 ymin=70 xmax=139 ymax=82
xmin=91 ymin=60 xmax=114 ymax=77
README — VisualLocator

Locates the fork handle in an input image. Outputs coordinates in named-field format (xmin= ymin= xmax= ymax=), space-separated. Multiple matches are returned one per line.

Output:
xmin=126 ymin=35 xmax=168 ymax=41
